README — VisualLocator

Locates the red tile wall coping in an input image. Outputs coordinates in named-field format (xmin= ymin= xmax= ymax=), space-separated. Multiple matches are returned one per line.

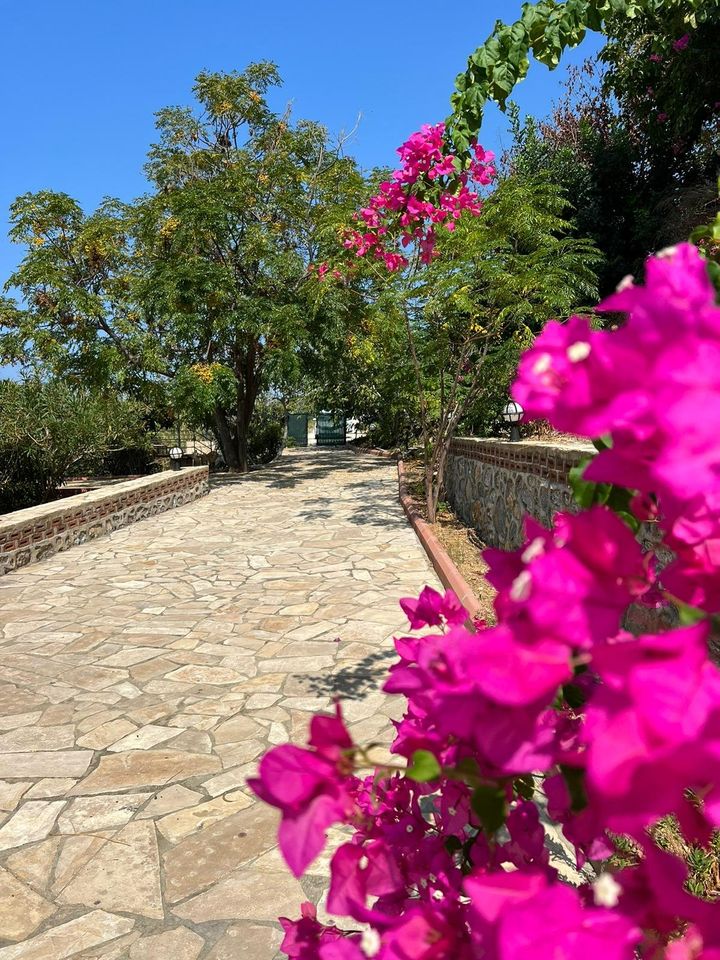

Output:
xmin=0 ymin=467 xmax=209 ymax=576
xmin=448 ymin=437 xmax=594 ymax=484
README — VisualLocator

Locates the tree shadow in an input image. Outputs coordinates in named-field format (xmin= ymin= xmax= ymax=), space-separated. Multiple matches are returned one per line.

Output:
xmin=303 ymin=649 xmax=396 ymax=700
xmin=211 ymin=449 xmax=395 ymax=492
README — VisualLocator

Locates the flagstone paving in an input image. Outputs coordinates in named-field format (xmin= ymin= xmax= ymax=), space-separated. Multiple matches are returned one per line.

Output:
xmin=0 ymin=449 xmax=440 ymax=958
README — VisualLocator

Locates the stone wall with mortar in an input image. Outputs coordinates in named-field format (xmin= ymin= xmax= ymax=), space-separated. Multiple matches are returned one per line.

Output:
xmin=445 ymin=437 xmax=678 ymax=632
xmin=445 ymin=437 xmax=593 ymax=550
xmin=0 ymin=467 xmax=209 ymax=576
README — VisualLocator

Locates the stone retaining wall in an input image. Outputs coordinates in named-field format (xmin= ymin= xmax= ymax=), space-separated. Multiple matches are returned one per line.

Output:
xmin=0 ymin=467 xmax=209 ymax=576
xmin=445 ymin=437 xmax=593 ymax=550
xmin=445 ymin=437 xmax=678 ymax=632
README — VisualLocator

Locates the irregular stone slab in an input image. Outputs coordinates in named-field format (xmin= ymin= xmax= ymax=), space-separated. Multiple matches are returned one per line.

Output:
xmin=0 ymin=752 xmax=92 ymax=779
xmin=214 ymin=739 xmax=265 ymax=769
xmin=0 ymin=725 xmax=75 ymax=753
xmin=163 ymin=803 xmax=279 ymax=903
xmin=85 ymin=931 xmax=142 ymax=959
xmin=5 ymin=837 xmax=62 ymax=892
xmin=57 ymin=820 xmax=163 ymax=918
xmin=77 ymin=718 xmax=138 ymax=750
xmin=0 ymin=866 xmax=55 ymax=941
xmin=25 ymin=778 xmax=77 ymax=800
xmin=165 ymin=665 xmax=246 ymax=685
xmin=164 ymin=728 xmax=212 ymax=754
xmin=0 ymin=909 xmax=135 ymax=959
xmin=100 ymin=647 xmax=163 ymax=667
xmin=128 ymin=926 xmax=204 ymax=960
xmin=204 ymin=923 xmax=283 ymax=959
xmin=58 ymin=793 xmax=151 ymax=833
xmin=258 ymin=656 xmax=334 ymax=674
xmin=107 ymin=724 xmax=180 ymax=752
xmin=156 ymin=792 xmax=253 ymax=843
xmin=173 ymin=869 xmax=305 ymax=922
xmin=68 ymin=750 xmax=221 ymax=795
xmin=212 ymin=715 xmax=265 ymax=744
xmin=0 ymin=800 xmax=66 ymax=852
xmin=62 ymin=665 xmax=129 ymax=692
xmin=0 ymin=781 xmax=31 ymax=812
xmin=0 ymin=713 xmax=42 ymax=732
xmin=135 ymin=784 xmax=202 ymax=820
xmin=52 ymin=834 xmax=112 ymax=896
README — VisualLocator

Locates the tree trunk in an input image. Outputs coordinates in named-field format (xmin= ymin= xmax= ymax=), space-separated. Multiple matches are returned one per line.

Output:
xmin=214 ymin=408 xmax=242 ymax=471
xmin=232 ymin=344 xmax=260 ymax=474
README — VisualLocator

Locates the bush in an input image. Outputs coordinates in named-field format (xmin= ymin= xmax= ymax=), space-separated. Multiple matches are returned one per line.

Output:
xmin=0 ymin=379 xmax=146 ymax=513
xmin=247 ymin=403 xmax=284 ymax=465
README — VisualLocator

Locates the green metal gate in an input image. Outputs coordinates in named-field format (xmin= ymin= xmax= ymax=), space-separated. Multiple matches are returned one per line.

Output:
xmin=316 ymin=412 xmax=346 ymax=446
xmin=287 ymin=413 xmax=308 ymax=447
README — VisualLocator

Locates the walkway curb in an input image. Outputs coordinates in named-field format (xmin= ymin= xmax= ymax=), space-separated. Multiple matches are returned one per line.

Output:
xmin=397 ymin=460 xmax=483 ymax=622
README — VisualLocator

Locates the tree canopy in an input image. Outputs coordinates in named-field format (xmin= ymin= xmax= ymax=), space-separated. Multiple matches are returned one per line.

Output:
xmin=0 ymin=63 xmax=368 ymax=470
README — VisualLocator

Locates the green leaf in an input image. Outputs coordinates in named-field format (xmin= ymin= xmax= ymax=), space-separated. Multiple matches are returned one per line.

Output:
xmin=568 ymin=456 xmax=597 ymax=507
xmin=406 ymin=749 xmax=442 ymax=782
xmin=454 ymin=756 xmax=481 ymax=782
xmin=677 ymin=602 xmax=707 ymax=627
xmin=471 ymin=783 xmax=508 ymax=834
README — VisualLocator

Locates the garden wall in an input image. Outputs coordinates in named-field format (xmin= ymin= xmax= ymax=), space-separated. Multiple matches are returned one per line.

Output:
xmin=445 ymin=436 xmax=677 ymax=633
xmin=445 ymin=437 xmax=593 ymax=550
xmin=0 ymin=466 xmax=209 ymax=576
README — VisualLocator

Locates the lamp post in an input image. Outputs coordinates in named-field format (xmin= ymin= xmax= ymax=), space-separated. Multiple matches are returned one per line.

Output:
xmin=502 ymin=400 xmax=523 ymax=442
xmin=169 ymin=446 xmax=183 ymax=471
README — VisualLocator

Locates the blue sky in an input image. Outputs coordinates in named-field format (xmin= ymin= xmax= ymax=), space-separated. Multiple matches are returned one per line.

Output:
xmin=0 ymin=0 xmax=602 ymax=298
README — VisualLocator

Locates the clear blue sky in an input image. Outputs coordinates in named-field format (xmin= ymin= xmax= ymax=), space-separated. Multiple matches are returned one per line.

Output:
xmin=0 ymin=0 xmax=602 ymax=297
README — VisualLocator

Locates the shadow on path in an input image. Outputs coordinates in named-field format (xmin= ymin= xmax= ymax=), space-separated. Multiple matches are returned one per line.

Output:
xmin=305 ymin=649 xmax=397 ymax=700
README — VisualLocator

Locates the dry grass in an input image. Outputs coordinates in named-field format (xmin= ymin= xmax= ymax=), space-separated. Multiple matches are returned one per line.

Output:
xmin=403 ymin=458 xmax=497 ymax=625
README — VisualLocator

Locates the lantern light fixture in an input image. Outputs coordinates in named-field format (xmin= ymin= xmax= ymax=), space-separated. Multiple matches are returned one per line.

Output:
xmin=501 ymin=400 xmax=524 ymax=442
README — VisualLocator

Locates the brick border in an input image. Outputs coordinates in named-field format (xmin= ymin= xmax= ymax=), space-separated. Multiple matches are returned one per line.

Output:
xmin=449 ymin=437 xmax=592 ymax=484
xmin=397 ymin=460 xmax=482 ymax=623
xmin=0 ymin=467 xmax=209 ymax=576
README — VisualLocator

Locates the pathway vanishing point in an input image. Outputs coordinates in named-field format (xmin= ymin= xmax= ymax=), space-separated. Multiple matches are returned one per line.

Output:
xmin=0 ymin=449 xmax=440 ymax=959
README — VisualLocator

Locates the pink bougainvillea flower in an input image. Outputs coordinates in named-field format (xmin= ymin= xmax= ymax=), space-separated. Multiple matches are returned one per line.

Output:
xmin=673 ymin=33 xmax=691 ymax=51
xmin=485 ymin=507 xmax=652 ymax=650
xmin=248 ymin=705 xmax=357 ymax=876
xmin=279 ymin=901 xmax=359 ymax=959
xmin=466 ymin=871 xmax=640 ymax=960
xmin=399 ymin=586 xmax=466 ymax=630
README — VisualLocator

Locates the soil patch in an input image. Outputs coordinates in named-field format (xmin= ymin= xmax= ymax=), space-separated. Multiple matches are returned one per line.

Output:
xmin=403 ymin=458 xmax=497 ymax=625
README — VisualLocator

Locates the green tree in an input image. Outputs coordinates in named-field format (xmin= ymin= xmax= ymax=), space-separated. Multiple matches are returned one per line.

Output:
xmin=449 ymin=0 xmax=719 ymax=151
xmin=405 ymin=173 xmax=600 ymax=521
xmin=133 ymin=64 xmax=366 ymax=470
xmin=1 ymin=64 xmax=367 ymax=471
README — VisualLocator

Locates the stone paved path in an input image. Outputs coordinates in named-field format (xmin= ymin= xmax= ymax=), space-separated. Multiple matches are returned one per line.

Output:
xmin=0 ymin=449 xmax=440 ymax=959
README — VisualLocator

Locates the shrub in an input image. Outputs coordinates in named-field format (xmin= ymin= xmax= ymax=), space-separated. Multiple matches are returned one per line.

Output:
xmin=0 ymin=380 xmax=146 ymax=512
xmin=247 ymin=401 xmax=284 ymax=466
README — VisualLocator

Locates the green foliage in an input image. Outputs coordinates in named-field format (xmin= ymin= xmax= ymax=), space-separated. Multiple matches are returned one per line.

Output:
xmin=471 ymin=783 xmax=508 ymax=835
xmin=0 ymin=379 xmax=146 ymax=513
xmin=426 ymin=172 xmax=601 ymax=435
xmin=406 ymin=749 xmax=442 ymax=783
xmin=449 ymin=0 xmax=719 ymax=151
xmin=246 ymin=400 xmax=284 ymax=466
xmin=1 ymin=64 xmax=368 ymax=472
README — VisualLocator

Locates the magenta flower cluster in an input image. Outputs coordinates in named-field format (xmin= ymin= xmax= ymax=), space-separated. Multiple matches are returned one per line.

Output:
xmin=251 ymin=243 xmax=720 ymax=959
xmin=341 ymin=122 xmax=495 ymax=272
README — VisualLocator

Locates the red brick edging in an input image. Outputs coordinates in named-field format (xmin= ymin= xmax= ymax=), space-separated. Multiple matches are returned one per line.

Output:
xmin=397 ymin=460 xmax=482 ymax=622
